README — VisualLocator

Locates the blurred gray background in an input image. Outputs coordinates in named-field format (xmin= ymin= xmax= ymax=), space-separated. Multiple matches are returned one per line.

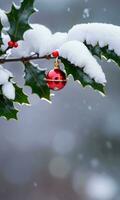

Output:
xmin=0 ymin=0 xmax=120 ymax=199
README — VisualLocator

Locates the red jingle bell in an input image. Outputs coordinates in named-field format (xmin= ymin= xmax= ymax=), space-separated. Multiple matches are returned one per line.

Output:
xmin=45 ymin=61 xmax=67 ymax=91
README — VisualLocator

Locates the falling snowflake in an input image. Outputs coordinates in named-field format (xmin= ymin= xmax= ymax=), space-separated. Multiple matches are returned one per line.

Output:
xmin=83 ymin=8 xmax=90 ymax=19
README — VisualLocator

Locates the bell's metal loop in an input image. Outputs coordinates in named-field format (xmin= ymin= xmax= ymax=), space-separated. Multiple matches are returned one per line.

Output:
xmin=54 ymin=59 xmax=60 ymax=69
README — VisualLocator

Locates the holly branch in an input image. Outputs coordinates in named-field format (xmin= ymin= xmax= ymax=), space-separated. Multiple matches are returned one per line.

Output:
xmin=0 ymin=0 xmax=120 ymax=120
xmin=0 ymin=54 xmax=51 ymax=64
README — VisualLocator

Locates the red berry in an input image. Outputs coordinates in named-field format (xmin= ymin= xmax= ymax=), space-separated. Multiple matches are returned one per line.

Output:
xmin=8 ymin=41 xmax=14 ymax=48
xmin=46 ymin=68 xmax=67 ymax=91
xmin=13 ymin=42 xmax=18 ymax=48
xmin=52 ymin=50 xmax=59 ymax=58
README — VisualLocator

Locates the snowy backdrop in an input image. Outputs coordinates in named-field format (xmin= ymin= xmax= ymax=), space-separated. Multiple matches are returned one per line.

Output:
xmin=0 ymin=0 xmax=120 ymax=199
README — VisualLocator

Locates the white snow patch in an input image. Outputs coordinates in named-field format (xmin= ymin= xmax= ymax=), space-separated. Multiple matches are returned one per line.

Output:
xmin=2 ymin=82 xmax=15 ymax=100
xmin=3 ymin=69 xmax=13 ymax=78
xmin=0 ymin=9 xmax=8 ymax=27
xmin=0 ymin=66 xmax=14 ymax=99
xmin=68 ymin=23 xmax=120 ymax=56
xmin=0 ymin=68 xmax=10 ymax=85
xmin=1 ymin=33 xmax=10 ymax=51
xmin=47 ymin=32 xmax=68 ymax=54
xmin=23 ymin=24 xmax=52 ymax=56
xmin=11 ymin=40 xmax=31 ymax=57
xmin=59 ymin=41 xmax=106 ymax=84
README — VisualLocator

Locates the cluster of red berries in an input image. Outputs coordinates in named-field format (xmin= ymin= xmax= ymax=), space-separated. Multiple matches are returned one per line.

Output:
xmin=8 ymin=41 xmax=18 ymax=48
xmin=52 ymin=50 xmax=59 ymax=58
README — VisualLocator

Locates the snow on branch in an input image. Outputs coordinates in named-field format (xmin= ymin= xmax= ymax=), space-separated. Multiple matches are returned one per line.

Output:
xmin=1 ymin=21 xmax=120 ymax=90
xmin=59 ymin=41 xmax=106 ymax=84
xmin=68 ymin=23 xmax=120 ymax=56
xmin=11 ymin=24 xmax=68 ymax=57
xmin=3 ymin=23 xmax=120 ymax=61
xmin=8 ymin=23 xmax=106 ymax=84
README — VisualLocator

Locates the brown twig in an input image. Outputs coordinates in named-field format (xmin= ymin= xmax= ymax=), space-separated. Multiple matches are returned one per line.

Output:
xmin=0 ymin=54 xmax=52 ymax=64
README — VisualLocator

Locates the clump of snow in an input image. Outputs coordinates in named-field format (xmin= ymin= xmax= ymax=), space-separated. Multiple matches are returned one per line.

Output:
xmin=0 ymin=65 xmax=15 ymax=100
xmin=11 ymin=40 xmax=31 ymax=57
xmin=24 ymin=24 xmax=52 ymax=56
xmin=68 ymin=23 xmax=120 ymax=56
xmin=47 ymin=32 xmax=68 ymax=54
xmin=0 ymin=9 xmax=8 ymax=27
xmin=59 ymin=41 xmax=106 ymax=84
xmin=1 ymin=33 xmax=10 ymax=51
xmin=3 ymin=68 xmax=13 ymax=78
xmin=2 ymin=82 xmax=15 ymax=100
xmin=0 ymin=68 xmax=10 ymax=85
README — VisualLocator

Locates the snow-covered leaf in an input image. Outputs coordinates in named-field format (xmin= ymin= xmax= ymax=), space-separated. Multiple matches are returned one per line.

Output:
xmin=0 ymin=82 xmax=30 ymax=120
xmin=86 ymin=43 xmax=120 ymax=68
xmin=7 ymin=0 xmax=36 ymax=41
xmin=0 ymin=19 xmax=4 ymax=56
xmin=61 ymin=58 xmax=105 ymax=94
xmin=59 ymin=41 xmax=106 ymax=85
xmin=68 ymin=23 xmax=120 ymax=56
xmin=0 ymin=20 xmax=3 ymax=45
xmin=24 ymin=62 xmax=51 ymax=101
xmin=68 ymin=23 xmax=120 ymax=69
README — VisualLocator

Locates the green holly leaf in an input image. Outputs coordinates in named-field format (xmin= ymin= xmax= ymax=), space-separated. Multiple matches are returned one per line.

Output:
xmin=0 ymin=94 xmax=18 ymax=120
xmin=85 ymin=43 xmax=120 ymax=68
xmin=14 ymin=84 xmax=30 ymax=105
xmin=0 ymin=45 xmax=4 ymax=57
xmin=0 ymin=20 xmax=2 ymax=32
xmin=7 ymin=0 xmax=36 ymax=41
xmin=0 ymin=20 xmax=3 ymax=46
xmin=0 ymin=19 xmax=4 ymax=56
xmin=24 ymin=62 xmax=51 ymax=101
xmin=61 ymin=58 xmax=105 ymax=94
